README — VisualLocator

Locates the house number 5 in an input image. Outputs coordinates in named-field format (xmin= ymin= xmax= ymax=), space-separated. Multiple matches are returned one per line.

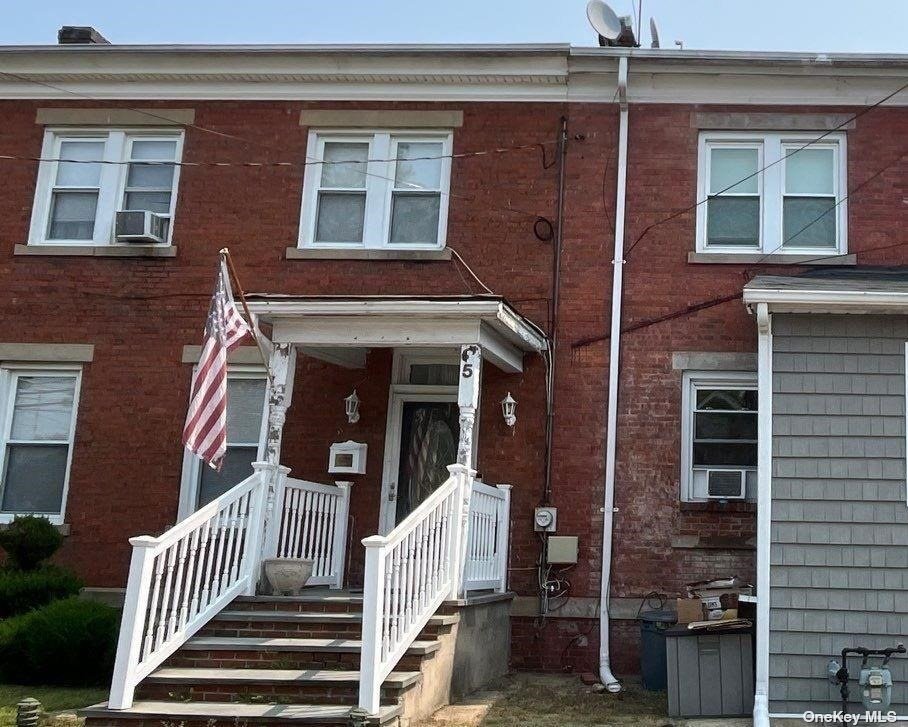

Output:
xmin=461 ymin=345 xmax=479 ymax=378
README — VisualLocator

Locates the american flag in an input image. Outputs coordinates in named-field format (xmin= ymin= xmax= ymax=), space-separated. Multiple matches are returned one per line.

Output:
xmin=182 ymin=256 xmax=252 ymax=470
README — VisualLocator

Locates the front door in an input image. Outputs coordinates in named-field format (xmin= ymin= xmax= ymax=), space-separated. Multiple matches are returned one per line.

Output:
xmin=381 ymin=394 xmax=459 ymax=532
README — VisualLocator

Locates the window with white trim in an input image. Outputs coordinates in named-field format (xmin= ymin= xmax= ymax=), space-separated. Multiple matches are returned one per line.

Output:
xmin=696 ymin=132 xmax=846 ymax=255
xmin=179 ymin=368 xmax=268 ymax=516
xmin=29 ymin=129 xmax=183 ymax=246
xmin=680 ymin=372 xmax=757 ymax=502
xmin=0 ymin=366 xmax=81 ymax=523
xmin=299 ymin=130 xmax=452 ymax=250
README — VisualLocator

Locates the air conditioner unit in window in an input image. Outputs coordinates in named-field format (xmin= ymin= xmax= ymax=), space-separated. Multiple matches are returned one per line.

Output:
xmin=706 ymin=469 xmax=746 ymax=500
xmin=115 ymin=210 xmax=167 ymax=244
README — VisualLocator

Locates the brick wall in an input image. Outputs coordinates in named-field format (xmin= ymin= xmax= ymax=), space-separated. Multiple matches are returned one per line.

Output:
xmin=3 ymin=95 xmax=907 ymax=675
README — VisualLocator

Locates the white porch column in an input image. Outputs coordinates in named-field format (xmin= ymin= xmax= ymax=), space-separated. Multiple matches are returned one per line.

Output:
xmin=457 ymin=343 xmax=482 ymax=468
xmin=261 ymin=343 xmax=297 ymax=563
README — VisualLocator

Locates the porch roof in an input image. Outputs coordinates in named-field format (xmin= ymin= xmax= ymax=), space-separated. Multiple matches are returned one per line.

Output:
xmin=744 ymin=270 xmax=908 ymax=314
xmin=244 ymin=294 xmax=548 ymax=373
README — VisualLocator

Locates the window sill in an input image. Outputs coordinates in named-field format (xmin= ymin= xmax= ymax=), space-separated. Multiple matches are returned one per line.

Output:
xmin=680 ymin=500 xmax=756 ymax=514
xmin=0 ymin=521 xmax=70 ymax=536
xmin=688 ymin=251 xmax=855 ymax=266
xmin=14 ymin=244 xmax=177 ymax=258
xmin=286 ymin=247 xmax=452 ymax=261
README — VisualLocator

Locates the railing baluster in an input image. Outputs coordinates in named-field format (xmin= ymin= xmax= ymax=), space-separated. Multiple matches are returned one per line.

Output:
xmin=189 ymin=519 xmax=211 ymax=620
xmin=168 ymin=535 xmax=190 ymax=639
xmin=153 ymin=544 xmax=177 ymax=650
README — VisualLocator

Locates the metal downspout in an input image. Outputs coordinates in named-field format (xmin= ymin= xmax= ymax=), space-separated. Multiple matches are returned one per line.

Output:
xmin=599 ymin=54 xmax=628 ymax=693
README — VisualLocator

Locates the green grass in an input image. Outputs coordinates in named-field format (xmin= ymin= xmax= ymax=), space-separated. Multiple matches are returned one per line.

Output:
xmin=0 ymin=685 xmax=107 ymax=727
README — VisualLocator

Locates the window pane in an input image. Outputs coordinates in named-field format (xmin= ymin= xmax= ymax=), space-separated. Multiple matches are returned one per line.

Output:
xmin=48 ymin=192 xmax=98 ymax=240
xmin=124 ymin=191 xmax=172 ymax=214
xmin=696 ymin=389 xmax=757 ymax=411
xmin=226 ymin=378 xmax=266 ymax=443
xmin=315 ymin=192 xmax=366 ymax=242
xmin=127 ymin=163 xmax=175 ymax=189
xmin=709 ymin=148 xmax=758 ymax=194
xmin=197 ymin=446 xmax=257 ymax=507
xmin=320 ymin=142 xmax=368 ymax=189
xmin=783 ymin=197 xmax=837 ymax=247
xmin=10 ymin=376 xmax=76 ymax=441
xmin=394 ymin=142 xmax=443 ymax=190
xmin=785 ymin=148 xmax=834 ymax=195
xmin=693 ymin=442 xmax=757 ymax=467
xmin=130 ymin=140 xmax=178 ymax=160
xmin=55 ymin=141 xmax=104 ymax=187
xmin=706 ymin=197 xmax=759 ymax=246
xmin=695 ymin=412 xmax=757 ymax=440
xmin=390 ymin=193 xmax=441 ymax=245
xmin=2 ymin=444 xmax=67 ymax=513
xmin=408 ymin=364 xmax=459 ymax=386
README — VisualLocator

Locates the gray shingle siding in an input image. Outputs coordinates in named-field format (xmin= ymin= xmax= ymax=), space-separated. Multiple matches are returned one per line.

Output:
xmin=770 ymin=314 xmax=908 ymax=715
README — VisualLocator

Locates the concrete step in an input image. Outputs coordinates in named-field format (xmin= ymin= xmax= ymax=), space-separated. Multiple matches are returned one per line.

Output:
xmin=230 ymin=593 xmax=364 ymax=614
xmin=81 ymin=700 xmax=400 ymax=726
xmin=139 ymin=667 xmax=421 ymax=705
xmin=184 ymin=636 xmax=440 ymax=656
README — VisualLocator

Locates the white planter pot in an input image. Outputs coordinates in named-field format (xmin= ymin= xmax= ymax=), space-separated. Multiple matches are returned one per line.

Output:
xmin=262 ymin=558 xmax=314 ymax=596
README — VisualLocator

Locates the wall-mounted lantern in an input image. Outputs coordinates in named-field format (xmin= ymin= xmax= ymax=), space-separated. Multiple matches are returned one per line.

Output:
xmin=344 ymin=390 xmax=360 ymax=424
xmin=501 ymin=392 xmax=517 ymax=427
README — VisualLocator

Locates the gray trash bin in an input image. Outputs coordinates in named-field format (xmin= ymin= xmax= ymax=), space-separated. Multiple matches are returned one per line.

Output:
xmin=639 ymin=609 xmax=677 ymax=691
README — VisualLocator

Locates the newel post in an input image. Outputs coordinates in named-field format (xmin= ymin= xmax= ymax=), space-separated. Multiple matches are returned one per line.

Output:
xmin=456 ymin=343 xmax=482 ymax=468
xmin=446 ymin=463 xmax=476 ymax=601
xmin=108 ymin=536 xmax=157 ymax=710
xmin=331 ymin=482 xmax=353 ymax=589
xmin=358 ymin=535 xmax=387 ymax=715
xmin=495 ymin=485 xmax=512 ymax=593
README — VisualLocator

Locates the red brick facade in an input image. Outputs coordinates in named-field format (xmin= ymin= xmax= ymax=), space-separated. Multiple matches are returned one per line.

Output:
xmin=3 ymin=87 xmax=906 ymax=675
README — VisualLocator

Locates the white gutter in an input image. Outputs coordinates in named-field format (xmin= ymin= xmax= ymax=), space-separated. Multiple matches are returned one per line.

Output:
xmin=598 ymin=54 xmax=628 ymax=694
xmin=752 ymin=302 xmax=773 ymax=727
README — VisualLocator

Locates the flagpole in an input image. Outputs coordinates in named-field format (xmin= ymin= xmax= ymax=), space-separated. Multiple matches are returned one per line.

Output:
xmin=219 ymin=247 xmax=275 ymax=384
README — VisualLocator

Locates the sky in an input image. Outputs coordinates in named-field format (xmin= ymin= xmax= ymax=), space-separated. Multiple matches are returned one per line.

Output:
xmin=2 ymin=0 xmax=907 ymax=53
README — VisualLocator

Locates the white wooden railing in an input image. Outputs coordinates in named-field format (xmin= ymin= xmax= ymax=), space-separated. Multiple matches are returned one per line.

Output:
xmin=276 ymin=477 xmax=351 ymax=589
xmin=358 ymin=464 xmax=475 ymax=714
xmin=108 ymin=462 xmax=277 ymax=710
xmin=463 ymin=480 xmax=511 ymax=593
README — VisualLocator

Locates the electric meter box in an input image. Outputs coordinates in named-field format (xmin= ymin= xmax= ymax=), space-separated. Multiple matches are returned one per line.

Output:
xmin=547 ymin=536 xmax=579 ymax=564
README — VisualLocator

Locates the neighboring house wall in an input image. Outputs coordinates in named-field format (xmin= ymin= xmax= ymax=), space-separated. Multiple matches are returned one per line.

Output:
xmin=769 ymin=313 xmax=908 ymax=714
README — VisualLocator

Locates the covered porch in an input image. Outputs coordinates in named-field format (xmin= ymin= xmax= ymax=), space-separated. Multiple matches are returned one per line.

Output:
xmin=107 ymin=294 xmax=548 ymax=714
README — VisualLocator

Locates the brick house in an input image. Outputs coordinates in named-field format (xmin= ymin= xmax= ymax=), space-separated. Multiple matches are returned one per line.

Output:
xmin=2 ymin=28 xmax=908 ymax=724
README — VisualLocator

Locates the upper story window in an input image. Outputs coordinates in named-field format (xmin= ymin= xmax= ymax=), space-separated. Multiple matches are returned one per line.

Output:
xmin=680 ymin=371 xmax=757 ymax=503
xmin=696 ymin=132 xmax=846 ymax=256
xmin=299 ymin=130 xmax=452 ymax=250
xmin=29 ymin=129 xmax=183 ymax=246
xmin=0 ymin=366 xmax=81 ymax=523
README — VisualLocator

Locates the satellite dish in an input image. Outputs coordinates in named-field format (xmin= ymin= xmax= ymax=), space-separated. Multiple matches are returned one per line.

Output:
xmin=586 ymin=0 xmax=622 ymax=42
xmin=649 ymin=17 xmax=661 ymax=48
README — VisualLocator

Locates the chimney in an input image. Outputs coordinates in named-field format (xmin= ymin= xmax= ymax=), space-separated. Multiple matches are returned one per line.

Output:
xmin=57 ymin=26 xmax=110 ymax=45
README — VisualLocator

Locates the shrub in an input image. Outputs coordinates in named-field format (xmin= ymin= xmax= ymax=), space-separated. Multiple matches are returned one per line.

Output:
xmin=0 ymin=565 xmax=82 ymax=618
xmin=0 ymin=597 xmax=120 ymax=686
xmin=0 ymin=515 xmax=63 ymax=570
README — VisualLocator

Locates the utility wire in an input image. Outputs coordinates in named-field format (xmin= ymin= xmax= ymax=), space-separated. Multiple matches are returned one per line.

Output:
xmin=0 ymin=69 xmax=556 ymax=221
xmin=622 ymin=78 xmax=908 ymax=257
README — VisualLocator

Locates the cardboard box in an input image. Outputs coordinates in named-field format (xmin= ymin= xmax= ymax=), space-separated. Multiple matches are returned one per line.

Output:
xmin=676 ymin=598 xmax=704 ymax=624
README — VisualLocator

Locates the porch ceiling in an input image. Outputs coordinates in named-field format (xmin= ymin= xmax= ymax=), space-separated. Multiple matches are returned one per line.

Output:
xmin=245 ymin=294 xmax=548 ymax=374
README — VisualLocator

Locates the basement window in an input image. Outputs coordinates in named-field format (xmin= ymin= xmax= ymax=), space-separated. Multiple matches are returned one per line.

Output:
xmin=680 ymin=371 xmax=757 ymax=503
xmin=298 ymin=130 xmax=452 ymax=251
xmin=695 ymin=132 xmax=846 ymax=256
xmin=28 ymin=128 xmax=183 ymax=246
xmin=0 ymin=366 xmax=81 ymax=523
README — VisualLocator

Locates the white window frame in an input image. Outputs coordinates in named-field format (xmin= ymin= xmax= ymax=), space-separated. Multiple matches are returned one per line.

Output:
xmin=298 ymin=129 xmax=453 ymax=251
xmin=695 ymin=131 xmax=847 ymax=255
xmin=177 ymin=365 xmax=269 ymax=520
xmin=28 ymin=127 xmax=184 ymax=247
xmin=680 ymin=370 xmax=757 ymax=503
xmin=0 ymin=364 xmax=82 ymax=524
